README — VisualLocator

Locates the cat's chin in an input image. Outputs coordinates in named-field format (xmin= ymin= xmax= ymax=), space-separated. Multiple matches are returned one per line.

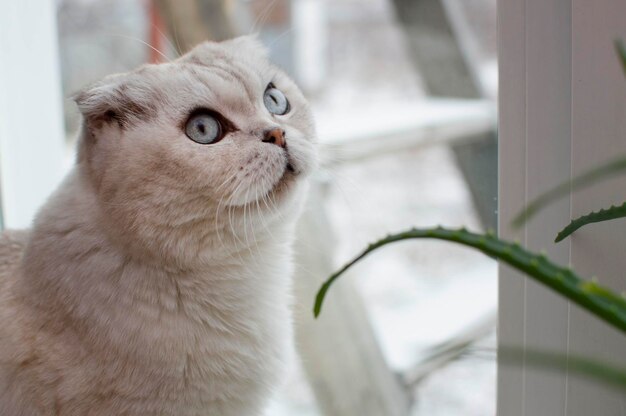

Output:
xmin=252 ymin=166 xmax=299 ymax=208
xmin=267 ymin=167 xmax=298 ymax=200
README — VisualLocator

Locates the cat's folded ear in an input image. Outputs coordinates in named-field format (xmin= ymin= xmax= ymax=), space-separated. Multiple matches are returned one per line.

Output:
xmin=74 ymin=74 xmax=157 ymax=131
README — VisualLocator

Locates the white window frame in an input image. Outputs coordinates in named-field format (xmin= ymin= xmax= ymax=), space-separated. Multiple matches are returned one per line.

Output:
xmin=0 ymin=0 xmax=67 ymax=229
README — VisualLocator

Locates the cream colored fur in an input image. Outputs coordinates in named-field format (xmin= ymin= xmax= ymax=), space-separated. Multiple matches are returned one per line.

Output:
xmin=0 ymin=37 xmax=317 ymax=415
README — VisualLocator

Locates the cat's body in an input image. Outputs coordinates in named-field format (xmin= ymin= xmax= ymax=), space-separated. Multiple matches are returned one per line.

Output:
xmin=0 ymin=37 xmax=317 ymax=415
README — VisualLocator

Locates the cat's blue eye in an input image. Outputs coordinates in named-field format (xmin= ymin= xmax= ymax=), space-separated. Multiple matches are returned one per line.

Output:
xmin=185 ymin=112 xmax=221 ymax=144
xmin=264 ymin=86 xmax=290 ymax=115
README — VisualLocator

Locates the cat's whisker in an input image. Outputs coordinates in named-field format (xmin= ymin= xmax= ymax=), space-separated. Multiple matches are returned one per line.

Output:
xmin=225 ymin=181 xmax=249 ymax=250
xmin=251 ymin=188 xmax=263 ymax=228
xmin=266 ymin=27 xmax=294 ymax=49
xmin=248 ymin=209 xmax=263 ymax=263
xmin=259 ymin=189 xmax=276 ymax=224
xmin=225 ymin=205 xmax=239 ymax=247
xmin=109 ymin=33 xmax=171 ymax=63
xmin=222 ymin=199 xmax=248 ymax=266
xmin=263 ymin=190 xmax=280 ymax=225
xmin=265 ymin=185 xmax=282 ymax=220
xmin=214 ymin=208 xmax=244 ymax=264
xmin=213 ymin=171 xmax=241 ymax=250
xmin=321 ymin=165 xmax=367 ymax=209
xmin=167 ymin=5 xmax=184 ymax=56
xmin=212 ymin=181 xmax=236 ymax=205
xmin=242 ymin=187 xmax=264 ymax=265
xmin=255 ymin=185 xmax=279 ymax=246
xmin=150 ymin=20 xmax=180 ymax=58
xmin=214 ymin=194 xmax=229 ymax=249
xmin=249 ymin=0 xmax=279 ymax=35
xmin=241 ymin=187 xmax=250 ymax=247
xmin=213 ymin=169 xmax=240 ymax=196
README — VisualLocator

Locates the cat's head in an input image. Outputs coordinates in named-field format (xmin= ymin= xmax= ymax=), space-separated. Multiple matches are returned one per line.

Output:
xmin=74 ymin=36 xmax=317 ymax=263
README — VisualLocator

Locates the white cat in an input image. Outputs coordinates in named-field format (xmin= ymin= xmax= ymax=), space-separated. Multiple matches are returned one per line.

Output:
xmin=0 ymin=36 xmax=317 ymax=415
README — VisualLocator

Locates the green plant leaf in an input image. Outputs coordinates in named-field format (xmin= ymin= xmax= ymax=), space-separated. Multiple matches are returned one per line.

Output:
xmin=555 ymin=202 xmax=626 ymax=242
xmin=616 ymin=39 xmax=626 ymax=77
xmin=511 ymin=157 xmax=626 ymax=228
xmin=313 ymin=227 xmax=626 ymax=335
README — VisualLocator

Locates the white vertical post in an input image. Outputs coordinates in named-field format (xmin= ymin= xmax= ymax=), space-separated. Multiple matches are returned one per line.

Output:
xmin=568 ymin=1 xmax=626 ymax=415
xmin=520 ymin=0 xmax=572 ymax=414
xmin=292 ymin=0 xmax=328 ymax=93
xmin=0 ymin=0 xmax=66 ymax=229
xmin=497 ymin=0 xmax=527 ymax=413
xmin=499 ymin=0 xmax=626 ymax=414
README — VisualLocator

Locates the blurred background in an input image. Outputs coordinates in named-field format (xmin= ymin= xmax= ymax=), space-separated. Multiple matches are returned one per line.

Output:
xmin=2 ymin=0 xmax=497 ymax=414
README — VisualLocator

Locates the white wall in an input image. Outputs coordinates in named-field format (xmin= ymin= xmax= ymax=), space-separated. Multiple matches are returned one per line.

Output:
xmin=498 ymin=0 xmax=626 ymax=414
xmin=0 ymin=0 xmax=67 ymax=229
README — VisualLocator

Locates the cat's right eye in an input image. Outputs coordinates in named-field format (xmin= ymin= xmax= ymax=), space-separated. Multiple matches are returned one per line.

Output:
xmin=185 ymin=112 xmax=222 ymax=144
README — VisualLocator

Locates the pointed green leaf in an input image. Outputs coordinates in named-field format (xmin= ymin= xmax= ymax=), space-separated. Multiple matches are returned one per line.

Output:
xmin=314 ymin=227 xmax=626 ymax=335
xmin=555 ymin=202 xmax=626 ymax=242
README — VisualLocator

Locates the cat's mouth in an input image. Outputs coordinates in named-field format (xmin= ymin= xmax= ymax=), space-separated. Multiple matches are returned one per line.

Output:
xmin=283 ymin=144 xmax=296 ymax=175
xmin=229 ymin=151 xmax=301 ymax=208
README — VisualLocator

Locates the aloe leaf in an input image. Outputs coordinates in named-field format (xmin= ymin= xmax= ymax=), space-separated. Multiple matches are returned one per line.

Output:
xmin=616 ymin=39 xmax=626 ymax=77
xmin=511 ymin=157 xmax=626 ymax=228
xmin=313 ymin=227 xmax=626 ymax=335
xmin=555 ymin=202 xmax=626 ymax=242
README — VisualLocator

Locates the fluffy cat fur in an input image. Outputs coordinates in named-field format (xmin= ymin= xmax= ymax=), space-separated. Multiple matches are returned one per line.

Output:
xmin=0 ymin=36 xmax=317 ymax=415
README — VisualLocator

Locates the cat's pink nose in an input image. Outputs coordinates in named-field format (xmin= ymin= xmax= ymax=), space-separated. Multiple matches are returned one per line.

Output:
xmin=262 ymin=128 xmax=286 ymax=148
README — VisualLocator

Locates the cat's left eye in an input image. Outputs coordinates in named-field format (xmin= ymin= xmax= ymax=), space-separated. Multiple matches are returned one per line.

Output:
xmin=264 ymin=85 xmax=290 ymax=115
xmin=185 ymin=112 xmax=222 ymax=144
